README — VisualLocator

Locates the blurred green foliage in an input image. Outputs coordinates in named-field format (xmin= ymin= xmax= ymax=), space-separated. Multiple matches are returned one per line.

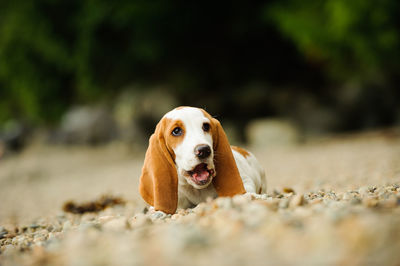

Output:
xmin=0 ymin=0 xmax=399 ymax=127
xmin=266 ymin=0 xmax=400 ymax=79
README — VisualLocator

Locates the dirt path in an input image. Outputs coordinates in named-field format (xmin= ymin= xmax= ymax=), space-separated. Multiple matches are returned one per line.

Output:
xmin=1 ymin=129 xmax=400 ymax=265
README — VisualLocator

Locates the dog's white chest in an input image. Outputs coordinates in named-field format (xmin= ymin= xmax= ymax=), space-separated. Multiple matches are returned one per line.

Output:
xmin=177 ymin=182 xmax=217 ymax=209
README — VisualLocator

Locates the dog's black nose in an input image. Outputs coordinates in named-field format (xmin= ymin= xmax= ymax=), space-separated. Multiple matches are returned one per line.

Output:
xmin=194 ymin=144 xmax=211 ymax=159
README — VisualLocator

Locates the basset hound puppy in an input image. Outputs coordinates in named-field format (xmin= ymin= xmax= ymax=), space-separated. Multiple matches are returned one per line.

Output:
xmin=139 ymin=106 xmax=266 ymax=214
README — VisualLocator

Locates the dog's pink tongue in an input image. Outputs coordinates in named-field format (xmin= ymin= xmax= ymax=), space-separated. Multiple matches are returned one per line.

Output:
xmin=192 ymin=170 xmax=209 ymax=181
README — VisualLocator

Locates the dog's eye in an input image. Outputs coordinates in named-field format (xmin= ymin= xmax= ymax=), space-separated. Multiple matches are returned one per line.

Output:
xmin=202 ymin=123 xmax=210 ymax=132
xmin=172 ymin=127 xmax=183 ymax=136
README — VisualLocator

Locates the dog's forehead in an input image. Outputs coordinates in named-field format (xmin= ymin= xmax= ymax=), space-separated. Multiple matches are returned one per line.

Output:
xmin=164 ymin=107 xmax=207 ymax=122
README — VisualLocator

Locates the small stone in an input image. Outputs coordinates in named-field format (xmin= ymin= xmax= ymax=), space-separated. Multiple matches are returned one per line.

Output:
xmin=46 ymin=225 xmax=54 ymax=232
xmin=192 ymin=202 xmax=210 ymax=215
xmin=130 ymin=214 xmax=152 ymax=227
xmin=81 ymin=213 xmax=98 ymax=222
xmin=29 ymin=224 xmax=40 ymax=230
xmin=309 ymin=198 xmax=323 ymax=205
xmin=283 ymin=187 xmax=295 ymax=194
xmin=4 ymin=233 xmax=16 ymax=239
xmin=78 ymin=222 xmax=101 ymax=232
xmin=363 ymin=197 xmax=379 ymax=208
xmin=232 ymin=194 xmax=251 ymax=206
xmin=177 ymin=209 xmax=188 ymax=215
xmin=34 ymin=235 xmax=47 ymax=243
xmin=12 ymin=235 xmax=27 ymax=246
xmin=150 ymin=211 xmax=167 ymax=221
xmin=342 ymin=193 xmax=351 ymax=200
xmin=170 ymin=214 xmax=182 ymax=221
xmin=103 ymin=217 xmax=129 ymax=231
xmin=0 ymin=231 xmax=7 ymax=239
xmin=215 ymin=197 xmax=233 ymax=209
xmin=359 ymin=186 xmax=369 ymax=195
xmin=56 ymin=213 xmax=67 ymax=222
xmin=261 ymin=198 xmax=279 ymax=211
xmin=258 ymin=194 xmax=269 ymax=200
xmin=98 ymin=215 xmax=116 ymax=224
xmin=279 ymin=199 xmax=289 ymax=209
xmin=290 ymin=194 xmax=305 ymax=207
xmin=62 ymin=221 xmax=72 ymax=231
xmin=37 ymin=229 xmax=49 ymax=235
xmin=47 ymin=232 xmax=63 ymax=242
xmin=350 ymin=198 xmax=361 ymax=205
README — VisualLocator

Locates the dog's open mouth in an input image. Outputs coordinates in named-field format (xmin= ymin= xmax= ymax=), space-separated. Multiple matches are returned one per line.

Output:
xmin=187 ymin=163 xmax=214 ymax=186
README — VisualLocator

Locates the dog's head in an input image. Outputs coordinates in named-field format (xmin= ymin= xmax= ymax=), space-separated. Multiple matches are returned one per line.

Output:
xmin=139 ymin=106 xmax=245 ymax=214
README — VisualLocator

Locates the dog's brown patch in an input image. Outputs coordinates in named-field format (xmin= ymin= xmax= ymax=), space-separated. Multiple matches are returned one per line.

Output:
xmin=231 ymin=146 xmax=250 ymax=158
xmin=164 ymin=118 xmax=186 ymax=150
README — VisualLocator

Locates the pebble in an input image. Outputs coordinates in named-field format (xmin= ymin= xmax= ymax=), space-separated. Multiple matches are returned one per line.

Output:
xmin=342 ymin=192 xmax=352 ymax=200
xmin=279 ymin=199 xmax=289 ymax=209
xmin=103 ymin=217 xmax=129 ymax=231
xmin=1 ymin=183 xmax=400 ymax=266
xmin=150 ymin=211 xmax=167 ymax=221
xmin=98 ymin=215 xmax=116 ymax=224
xmin=129 ymin=214 xmax=152 ymax=227
xmin=46 ymin=225 xmax=54 ymax=232
xmin=29 ymin=224 xmax=40 ymax=230
xmin=232 ymin=194 xmax=251 ymax=206
xmin=358 ymin=186 xmax=370 ymax=195
xmin=0 ymin=231 xmax=7 ymax=239
xmin=290 ymin=194 xmax=305 ymax=207
xmin=260 ymin=198 xmax=279 ymax=211
xmin=62 ymin=221 xmax=73 ymax=231
xmin=283 ymin=187 xmax=295 ymax=194
xmin=215 ymin=197 xmax=233 ymax=209
xmin=78 ymin=222 xmax=101 ymax=232
xmin=350 ymin=198 xmax=361 ymax=205
xmin=363 ymin=197 xmax=379 ymax=208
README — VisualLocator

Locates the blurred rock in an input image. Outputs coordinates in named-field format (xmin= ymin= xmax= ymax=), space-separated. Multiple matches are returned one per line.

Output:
xmin=113 ymin=87 xmax=178 ymax=143
xmin=246 ymin=119 xmax=300 ymax=148
xmin=0 ymin=120 xmax=30 ymax=154
xmin=283 ymin=187 xmax=295 ymax=194
xmin=290 ymin=94 xmax=340 ymax=136
xmin=149 ymin=211 xmax=167 ymax=221
xmin=290 ymin=194 xmax=305 ymax=207
xmin=55 ymin=106 xmax=117 ymax=145
xmin=0 ymin=140 xmax=4 ymax=159
xmin=102 ymin=217 xmax=129 ymax=231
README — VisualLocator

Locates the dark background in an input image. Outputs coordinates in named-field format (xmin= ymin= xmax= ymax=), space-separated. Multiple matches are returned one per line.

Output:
xmin=0 ymin=0 xmax=399 ymax=144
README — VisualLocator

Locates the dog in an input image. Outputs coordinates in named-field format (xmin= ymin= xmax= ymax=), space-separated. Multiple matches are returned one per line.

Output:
xmin=139 ymin=106 xmax=266 ymax=214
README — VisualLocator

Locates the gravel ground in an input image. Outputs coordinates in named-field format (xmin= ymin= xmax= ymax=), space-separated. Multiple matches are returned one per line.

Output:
xmin=1 ymin=129 xmax=400 ymax=265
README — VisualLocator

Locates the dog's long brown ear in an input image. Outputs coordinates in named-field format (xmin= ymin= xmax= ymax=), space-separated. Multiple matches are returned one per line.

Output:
xmin=139 ymin=119 xmax=178 ymax=214
xmin=209 ymin=117 xmax=246 ymax=196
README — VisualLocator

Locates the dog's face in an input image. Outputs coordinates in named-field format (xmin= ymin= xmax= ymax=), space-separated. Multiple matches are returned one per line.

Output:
xmin=164 ymin=107 xmax=216 ymax=189
xmin=139 ymin=106 xmax=245 ymax=214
